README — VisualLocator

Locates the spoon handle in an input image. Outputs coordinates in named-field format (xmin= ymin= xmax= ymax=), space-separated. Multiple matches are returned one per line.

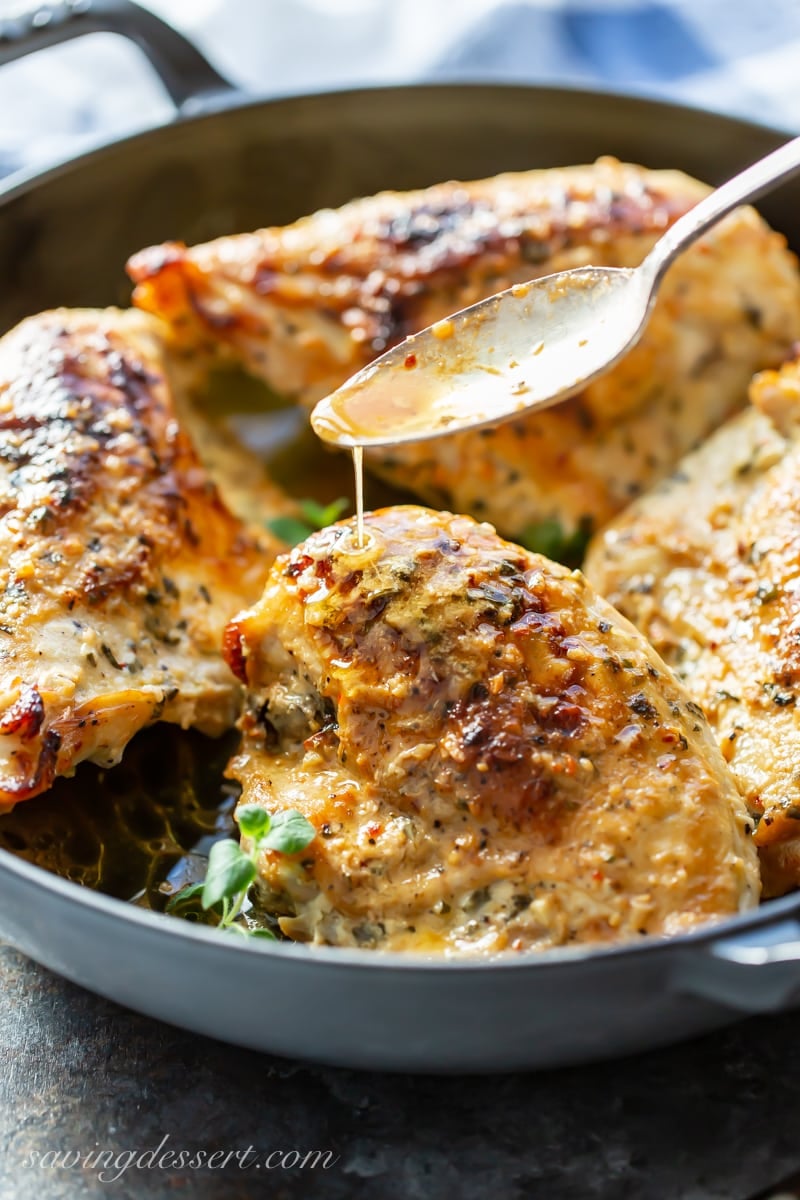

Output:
xmin=643 ymin=134 xmax=800 ymax=284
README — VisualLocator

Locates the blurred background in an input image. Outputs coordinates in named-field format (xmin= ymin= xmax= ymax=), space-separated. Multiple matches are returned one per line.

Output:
xmin=1 ymin=0 xmax=799 ymax=181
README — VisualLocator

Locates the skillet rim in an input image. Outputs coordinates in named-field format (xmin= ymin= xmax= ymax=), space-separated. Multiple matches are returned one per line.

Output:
xmin=2 ymin=837 xmax=799 ymax=972
xmin=0 ymin=79 xmax=795 ymax=208
xmin=1 ymin=79 xmax=798 ymax=973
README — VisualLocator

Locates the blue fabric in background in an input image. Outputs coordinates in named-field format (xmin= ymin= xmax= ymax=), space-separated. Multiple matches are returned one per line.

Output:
xmin=437 ymin=2 xmax=717 ymax=82
xmin=563 ymin=6 xmax=717 ymax=80
xmin=430 ymin=0 xmax=800 ymax=124
xmin=1 ymin=0 xmax=799 ymax=180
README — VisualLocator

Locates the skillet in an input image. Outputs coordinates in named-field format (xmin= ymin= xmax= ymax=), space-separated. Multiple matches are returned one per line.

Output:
xmin=1 ymin=0 xmax=800 ymax=1073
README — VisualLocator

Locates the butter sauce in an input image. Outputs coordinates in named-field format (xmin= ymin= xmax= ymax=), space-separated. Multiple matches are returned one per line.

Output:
xmin=353 ymin=446 xmax=365 ymax=548
xmin=0 ymin=726 xmax=239 ymax=907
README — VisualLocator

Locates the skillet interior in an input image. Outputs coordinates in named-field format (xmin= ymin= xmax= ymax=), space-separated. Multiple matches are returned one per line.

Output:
xmin=1 ymin=86 xmax=795 ymax=914
xmin=2 ymin=84 xmax=800 ymax=1070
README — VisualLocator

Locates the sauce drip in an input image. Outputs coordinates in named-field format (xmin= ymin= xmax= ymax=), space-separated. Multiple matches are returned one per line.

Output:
xmin=353 ymin=446 xmax=365 ymax=548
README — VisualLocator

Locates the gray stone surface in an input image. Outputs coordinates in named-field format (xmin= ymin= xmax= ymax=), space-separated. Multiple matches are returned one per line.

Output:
xmin=1 ymin=939 xmax=798 ymax=1200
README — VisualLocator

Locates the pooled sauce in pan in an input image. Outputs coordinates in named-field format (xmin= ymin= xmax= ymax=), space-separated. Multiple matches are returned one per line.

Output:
xmin=0 ymin=726 xmax=239 ymax=907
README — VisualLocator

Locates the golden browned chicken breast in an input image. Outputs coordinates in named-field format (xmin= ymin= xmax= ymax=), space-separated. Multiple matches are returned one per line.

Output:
xmin=128 ymin=158 xmax=800 ymax=550
xmin=585 ymin=354 xmax=800 ymax=896
xmin=223 ymin=505 xmax=757 ymax=955
xmin=0 ymin=308 xmax=279 ymax=810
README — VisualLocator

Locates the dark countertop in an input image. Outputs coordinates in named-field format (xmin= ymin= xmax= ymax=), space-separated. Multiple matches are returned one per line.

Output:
xmin=1 ymin=941 xmax=799 ymax=1200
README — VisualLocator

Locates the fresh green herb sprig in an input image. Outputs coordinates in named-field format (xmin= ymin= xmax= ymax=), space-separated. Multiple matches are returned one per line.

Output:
xmin=165 ymin=804 xmax=316 ymax=939
xmin=519 ymin=515 xmax=594 ymax=568
xmin=266 ymin=497 xmax=349 ymax=546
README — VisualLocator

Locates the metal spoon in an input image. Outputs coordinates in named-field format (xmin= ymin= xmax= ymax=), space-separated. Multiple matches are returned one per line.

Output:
xmin=311 ymin=136 xmax=800 ymax=450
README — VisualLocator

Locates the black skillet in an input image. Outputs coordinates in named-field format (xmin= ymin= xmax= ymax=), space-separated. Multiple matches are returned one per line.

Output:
xmin=0 ymin=0 xmax=799 ymax=1073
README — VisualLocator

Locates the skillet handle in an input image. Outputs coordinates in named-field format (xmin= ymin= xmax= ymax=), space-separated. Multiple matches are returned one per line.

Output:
xmin=0 ymin=0 xmax=234 ymax=110
xmin=674 ymin=918 xmax=800 ymax=1013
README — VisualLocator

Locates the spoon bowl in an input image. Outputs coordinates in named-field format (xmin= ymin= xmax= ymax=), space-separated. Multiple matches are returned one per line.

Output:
xmin=311 ymin=264 xmax=650 ymax=448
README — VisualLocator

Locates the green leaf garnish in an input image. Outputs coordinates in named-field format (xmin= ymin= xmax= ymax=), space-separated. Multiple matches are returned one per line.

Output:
xmin=266 ymin=497 xmax=349 ymax=546
xmin=261 ymin=809 xmax=317 ymax=856
xmin=164 ymin=881 xmax=213 ymax=921
xmin=519 ymin=516 xmax=593 ymax=568
xmin=236 ymin=803 xmax=271 ymax=840
xmin=265 ymin=515 xmax=321 ymax=545
xmin=519 ymin=518 xmax=564 ymax=560
xmin=299 ymin=497 xmax=349 ymax=528
xmin=202 ymin=839 xmax=257 ymax=910
xmin=166 ymin=809 xmax=317 ymax=939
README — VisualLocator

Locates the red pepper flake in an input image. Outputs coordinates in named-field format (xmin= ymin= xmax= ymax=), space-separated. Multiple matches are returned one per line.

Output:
xmin=404 ymin=353 xmax=418 ymax=369
xmin=222 ymin=619 xmax=248 ymax=683
xmin=550 ymin=702 xmax=586 ymax=734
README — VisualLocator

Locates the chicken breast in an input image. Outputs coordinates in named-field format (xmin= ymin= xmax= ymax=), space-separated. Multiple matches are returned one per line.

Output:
xmin=128 ymin=158 xmax=800 ymax=549
xmin=585 ymin=354 xmax=800 ymax=896
xmin=223 ymin=505 xmax=757 ymax=955
xmin=0 ymin=307 xmax=279 ymax=810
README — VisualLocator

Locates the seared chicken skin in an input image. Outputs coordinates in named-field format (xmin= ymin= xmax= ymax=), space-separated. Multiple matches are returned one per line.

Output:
xmin=223 ymin=506 xmax=757 ymax=955
xmin=586 ymin=354 xmax=800 ymax=896
xmin=128 ymin=158 xmax=800 ymax=546
xmin=0 ymin=308 xmax=276 ymax=809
